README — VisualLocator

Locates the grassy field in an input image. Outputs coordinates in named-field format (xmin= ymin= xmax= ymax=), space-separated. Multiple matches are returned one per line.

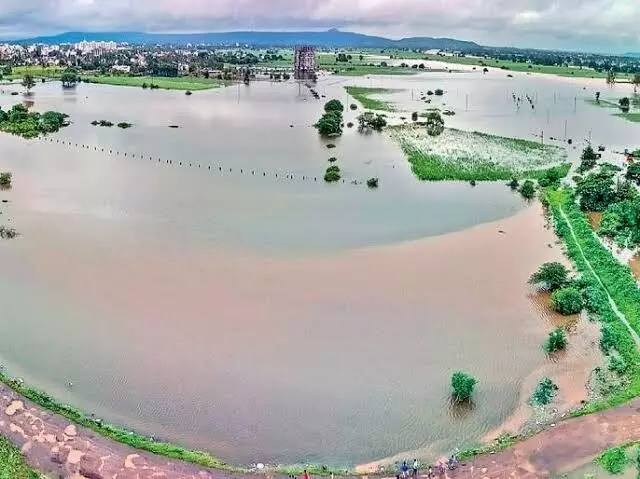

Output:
xmin=80 ymin=75 xmax=228 ymax=91
xmin=0 ymin=436 xmax=40 ymax=478
xmin=615 ymin=112 xmax=640 ymax=123
xmin=6 ymin=65 xmax=65 ymax=80
xmin=390 ymin=126 xmax=568 ymax=181
xmin=422 ymin=54 xmax=631 ymax=80
xmin=344 ymin=86 xmax=400 ymax=110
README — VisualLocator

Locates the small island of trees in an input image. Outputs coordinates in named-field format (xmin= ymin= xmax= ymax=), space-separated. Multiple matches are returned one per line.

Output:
xmin=0 ymin=104 xmax=69 ymax=139
xmin=315 ymin=99 xmax=344 ymax=137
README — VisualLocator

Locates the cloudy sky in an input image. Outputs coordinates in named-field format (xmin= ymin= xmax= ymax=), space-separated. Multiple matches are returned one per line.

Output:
xmin=1 ymin=0 xmax=639 ymax=53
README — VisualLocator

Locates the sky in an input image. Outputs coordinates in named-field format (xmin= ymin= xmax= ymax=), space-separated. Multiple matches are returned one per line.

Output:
xmin=0 ymin=0 xmax=639 ymax=53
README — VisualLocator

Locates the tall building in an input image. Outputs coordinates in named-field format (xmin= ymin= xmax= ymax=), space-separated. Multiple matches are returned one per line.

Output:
xmin=293 ymin=46 xmax=316 ymax=80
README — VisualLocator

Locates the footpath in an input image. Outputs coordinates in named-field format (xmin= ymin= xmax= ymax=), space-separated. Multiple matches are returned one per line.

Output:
xmin=3 ymin=382 xmax=640 ymax=479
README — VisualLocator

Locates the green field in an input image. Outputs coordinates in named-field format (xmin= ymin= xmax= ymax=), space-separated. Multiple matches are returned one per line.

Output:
xmin=80 ymin=75 xmax=229 ymax=91
xmin=615 ymin=112 xmax=640 ymax=123
xmin=422 ymin=54 xmax=631 ymax=80
xmin=344 ymin=86 xmax=400 ymax=111
xmin=6 ymin=65 xmax=65 ymax=80
xmin=0 ymin=436 xmax=40 ymax=478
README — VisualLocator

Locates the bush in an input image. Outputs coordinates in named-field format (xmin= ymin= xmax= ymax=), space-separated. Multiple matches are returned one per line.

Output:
xmin=451 ymin=371 xmax=476 ymax=402
xmin=434 ymin=89 xmax=444 ymax=96
xmin=529 ymin=262 xmax=569 ymax=291
xmin=350 ymin=103 xmax=358 ymax=110
xmin=328 ymin=157 xmax=337 ymax=163
xmin=551 ymin=287 xmax=584 ymax=315
xmin=367 ymin=177 xmax=379 ymax=188
xmin=315 ymin=111 xmax=343 ymax=137
xmin=530 ymin=378 xmax=558 ymax=406
xmin=578 ymin=145 xmax=598 ymax=173
xmin=324 ymin=169 xmax=341 ymax=183
xmin=185 ymin=90 xmax=193 ymax=96
xmin=411 ymin=111 xmax=418 ymax=122
xmin=597 ymin=447 xmax=628 ymax=474
xmin=424 ymin=111 xmax=444 ymax=136
xmin=117 ymin=122 xmax=133 ymax=129
xmin=544 ymin=327 xmax=568 ymax=353
xmin=324 ymin=99 xmax=344 ymax=113
xmin=0 ymin=172 xmax=11 ymax=187
xmin=520 ymin=180 xmax=536 ymax=199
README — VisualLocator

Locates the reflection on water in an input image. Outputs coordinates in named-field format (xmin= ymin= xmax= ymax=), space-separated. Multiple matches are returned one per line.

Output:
xmin=0 ymin=71 xmax=624 ymax=466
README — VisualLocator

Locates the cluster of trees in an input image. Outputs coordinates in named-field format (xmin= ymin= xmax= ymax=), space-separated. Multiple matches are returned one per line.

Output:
xmin=356 ymin=111 xmax=387 ymax=132
xmin=315 ymin=100 xmax=344 ymax=137
xmin=0 ymin=104 xmax=69 ymax=139
xmin=530 ymin=262 xmax=585 ymax=317
xmin=424 ymin=111 xmax=444 ymax=136
xmin=324 ymin=165 xmax=341 ymax=182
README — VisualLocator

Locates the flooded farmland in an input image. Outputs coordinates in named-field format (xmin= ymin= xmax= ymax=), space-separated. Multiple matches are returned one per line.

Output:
xmin=0 ymin=67 xmax=633 ymax=467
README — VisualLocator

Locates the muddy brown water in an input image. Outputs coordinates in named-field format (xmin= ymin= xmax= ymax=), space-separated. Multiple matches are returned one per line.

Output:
xmin=0 ymin=77 xmax=612 ymax=467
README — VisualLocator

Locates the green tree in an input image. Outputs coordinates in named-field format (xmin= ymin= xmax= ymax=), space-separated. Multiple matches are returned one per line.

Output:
xmin=576 ymin=167 xmax=616 ymax=211
xmin=544 ymin=328 xmax=568 ymax=353
xmin=578 ymin=145 xmax=598 ymax=173
xmin=324 ymin=99 xmax=344 ymax=113
xmin=619 ymin=97 xmax=630 ymax=112
xmin=606 ymin=69 xmax=616 ymax=85
xmin=551 ymin=287 xmax=584 ymax=315
xmin=450 ymin=371 xmax=477 ymax=402
xmin=0 ymin=172 xmax=12 ymax=187
xmin=60 ymin=68 xmax=79 ymax=88
xmin=324 ymin=165 xmax=341 ymax=182
xmin=626 ymin=162 xmax=640 ymax=185
xmin=425 ymin=111 xmax=444 ymax=136
xmin=315 ymin=111 xmax=342 ymax=137
xmin=633 ymin=74 xmax=640 ymax=94
xmin=22 ymin=74 xmax=36 ymax=92
xmin=519 ymin=180 xmax=536 ymax=199
xmin=529 ymin=262 xmax=569 ymax=291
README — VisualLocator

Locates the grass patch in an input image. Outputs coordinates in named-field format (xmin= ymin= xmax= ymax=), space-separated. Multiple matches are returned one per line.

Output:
xmin=5 ymin=65 xmax=65 ymax=80
xmin=390 ymin=126 xmax=568 ymax=181
xmin=80 ymin=75 xmax=228 ymax=91
xmin=614 ymin=112 xmax=640 ymax=123
xmin=344 ymin=86 xmax=400 ymax=111
xmin=422 ymin=54 xmax=632 ymax=80
xmin=597 ymin=446 xmax=630 ymax=474
xmin=0 ymin=435 xmax=40 ymax=478
xmin=0 ymin=370 xmax=241 ymax=471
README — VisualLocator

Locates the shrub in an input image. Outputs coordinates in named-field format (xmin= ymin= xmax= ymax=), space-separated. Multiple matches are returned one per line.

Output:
xmin=315 ymin=111 xmax=343 ymax=137
xmin=427 ymin=90 xmax=434 ymax=95
xmin=451 ymin=371 xmax=476 ymax=402
xmin=520 ymin=180 xmax=536 ymax=199
xmin=328 ymin=157 xmax=337 ymax=163
xmin=367 ymin=177 xmax=379 ymax=188
xmin=185 ymin=90 xmax=193 ymax=96
xmin=530 ymin=378 xmax=558 ymax=406
xmin=597 ymin=447 xmax=628 ymax=474
xmin=544 ymin=327 xmax=568 ymax=353
xmin=578 ymin=145 xmax=598 ymax=173
xmin=425 ymin=111 xmax=444 ymax=136
xmin=350 ymin=103 xmax=358 ymax=110
xmin=508 ymin=178 xmax=519 ymax=190
xmin=551 ymin=287 xmax=584 ymax=315
xmin=324 ymin=99 xmax=344 ymax=113
xmin=411 ymin=111 xmax=418 ymax=122
xmin=434 ymin=89 xmax=444 ymax=96
xmin=346 ymin=122 xmax=354 ymax=128
xmin=117 ymin=122 xmax=133 ymax=129
xmin=529 ymin=262 xmax=569 ymax=291
xmin=0 ymin=172 xmax=11 ymax=187
xmin=324 ymin=168 xmax=341 ymax=183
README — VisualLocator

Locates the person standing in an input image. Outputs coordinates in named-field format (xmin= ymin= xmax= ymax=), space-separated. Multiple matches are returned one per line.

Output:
xmin=303 ymin=470 xmax=309 ymax=479
xmin=412 ymin=459 xmax=419 ymax=478
xmin=401 ymin=461 xmax=409 ymax=478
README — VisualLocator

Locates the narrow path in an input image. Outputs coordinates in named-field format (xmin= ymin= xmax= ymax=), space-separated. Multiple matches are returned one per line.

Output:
xmin=557 ymin=205 xmax=640 ymax=346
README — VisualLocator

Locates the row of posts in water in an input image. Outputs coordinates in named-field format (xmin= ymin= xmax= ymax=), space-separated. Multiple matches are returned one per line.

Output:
xmin=37 ymin=136 xmax=370 ymax=187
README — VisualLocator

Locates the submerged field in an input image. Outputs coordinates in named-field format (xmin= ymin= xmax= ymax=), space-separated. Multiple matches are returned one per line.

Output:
xmin=344 ymin=86 xmax=400 ymax=111
xmin=390 ymin=126 xmax=569 ymax=181
xmin=80 ymin=75 xmax=228 ymax=90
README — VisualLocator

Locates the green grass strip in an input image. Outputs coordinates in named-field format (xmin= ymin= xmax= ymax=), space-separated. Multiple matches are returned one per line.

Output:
xmin=344 ymin=86 xmax=399 ymax=111
xmin=0 ymin=371 xmax=240 ymax=471
xmin=0 ymin=435 xmax=40 ymax=479
xmin=80 ymin=75 xmax=228 ymax=91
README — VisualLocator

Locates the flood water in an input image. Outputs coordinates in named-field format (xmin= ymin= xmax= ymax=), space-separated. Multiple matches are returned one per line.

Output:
xmin=0 ymin=68 xmax=629 ymax=467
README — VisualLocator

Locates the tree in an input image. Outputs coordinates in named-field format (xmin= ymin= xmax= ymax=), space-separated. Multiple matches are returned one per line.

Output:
xmin=619 ymin=97 xmax=631 ymax=112
xmin=576 ymin=168 xmax=616 ymax=211
xmin=357 ymin=112 xmax=387 ymax=132
xmin=508 ymin=178 xmax=519 ymax=190
xmin=411 ymin=111 xmax=418 ymax=122
xmin=324 ymin=99 xmax=344 ymax=113
xmin=551 ymin=287 xmax=584 ymax=315
xmin=315 ymin=111 xmax=342 ymax=137
xmin=544 ymin=328 xmax=568 ymax=353
xmin=451 ymin=371 xmax=477 ymax=402
xmin=606 ymin=69 xmax=616 ymax=85
xmin=626 ymin=162 xmax=640 ymax=185
xmin=367 ymin=177 xmax=379 ymax=188
xmin=434 ymin=88 xmax=444 ymax=96
xmin=633 ymin=74 xmax=640 ymax=94
xmin=529 ymin=262 xmax=569 ymax=291
xmin=324 ymin=165 xmax=341 ymax=182
xmin=22 ymin=74 xmax=36 ymax=92
xmin=0 ymin=172 xmax=12 ymax=187
xmin=578 ymin=145 xmax=598 ymax=173
xmin=60 ymin=68 xmax=79 ymax=88
xmin=425 ymin=111 xmax=444 ymax=136
xmin=520 ymin=180 xmax=536 ymax=199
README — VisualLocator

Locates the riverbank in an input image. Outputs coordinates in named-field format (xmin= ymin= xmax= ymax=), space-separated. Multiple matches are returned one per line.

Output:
xmin=80 ymin=75 xmax=229 ymax=91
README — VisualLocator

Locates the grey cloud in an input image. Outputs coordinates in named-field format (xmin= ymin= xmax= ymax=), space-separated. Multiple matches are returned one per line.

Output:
xmin=0 ymin=0 xmax=637 ymax=52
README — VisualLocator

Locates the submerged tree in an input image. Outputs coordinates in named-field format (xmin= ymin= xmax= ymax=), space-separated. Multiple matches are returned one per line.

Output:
xmin=529 ymin=262 xmax=569 ymax=291
xmin=0 ymin=172 xmax=11 ymax=187
xmin=324 ymin=99 xmax=344 ymax=113
xmin=520 ymin=180 xmax=536 ymax=199
xmin=451 ymin=372 xmax=477 ymax=402
xmin=544 ymin=328 xmax=568 ymax=353
xmin=551 ymin=287 xmax=584 ymax=315
xmin=425 ymin=111 xmax=444 ymax=136
xmin=22 ymin=74 xmax=36 ymax=92
xmin=619 ymin=97 xmax=631 ymax=112
xmin=60 ymin=68 xmax=79 ymax=88
xmin=578 ymin=145 xmax=598 ymax=173
xmin=576 ymin=167 xmax=616 ymax=211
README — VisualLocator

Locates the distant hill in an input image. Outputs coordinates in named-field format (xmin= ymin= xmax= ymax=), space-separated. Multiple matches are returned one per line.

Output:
xmin=10 ymin=29 xmax=481 ymax=50
xmin=624 ymin=52 xmax=640 ymax=58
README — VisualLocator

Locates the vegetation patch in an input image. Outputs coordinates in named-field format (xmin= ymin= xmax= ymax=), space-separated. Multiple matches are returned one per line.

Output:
xmin=530 ymin=378 xmax=559 ymax=406
xmin=0 ymin=435 xmax=39 ymax=478
xmin=614 ymin=112 xmax=640 ymax=123
xmin=344 ymin=86 xmax=400 ymax=111
xmin=0 ymin=105 xmax=69 ymax=139
xmin=0 ymin=370 xmax=239 ymax=471
xmin=597 ymin=446 xmax=629 ymax=474
xmin=117 ymin=122 xmax=133 ymax=129
xmin=0 ymin=172 xmax=11 ymax=188
xmin=91 ymin=120 xmax=114 ymax=127
xmin=390 ymin=126 xmax=568 ymax=181
xmin=80 ymin=75 xmax=228 ymax=91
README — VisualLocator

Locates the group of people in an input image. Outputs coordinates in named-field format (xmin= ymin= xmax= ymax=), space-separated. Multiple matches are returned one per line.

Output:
xmin=397 ymin=456 xmax=458 ymax=478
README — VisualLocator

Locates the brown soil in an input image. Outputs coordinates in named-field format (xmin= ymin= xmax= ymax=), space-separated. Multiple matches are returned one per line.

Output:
xmin=4 ymin=376 xmax=640 ymax=478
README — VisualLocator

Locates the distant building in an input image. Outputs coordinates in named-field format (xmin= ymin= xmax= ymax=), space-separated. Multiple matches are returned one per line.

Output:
xmin=293 ymin=46 xmax=316 ymax=80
